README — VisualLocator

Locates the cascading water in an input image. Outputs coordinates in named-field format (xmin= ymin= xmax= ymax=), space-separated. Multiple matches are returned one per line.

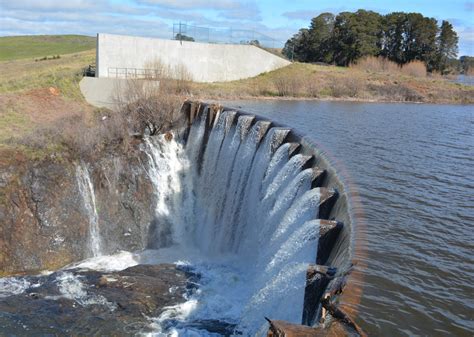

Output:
xmin=76 ymin=163 xmax=102 ymax=257
xmin=0 ymin=104 xmax=352 ymax=337
xmin=142 ymin=110 xmax=327 ymax=336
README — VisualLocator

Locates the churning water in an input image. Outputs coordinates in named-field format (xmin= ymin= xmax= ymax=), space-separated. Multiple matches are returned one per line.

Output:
xmin=225 ymin=100 xmax=474 ymax=336
xmin=137 ymin=110 xmax=324 ymax=336
xmin=1 ymin=107 xmax=333 ymax=336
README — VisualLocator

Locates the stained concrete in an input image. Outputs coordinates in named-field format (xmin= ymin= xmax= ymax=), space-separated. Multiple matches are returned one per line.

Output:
xmin=96 ymin=33 xmax=290 ymax=82
xmin=79 ymin=77 xmax=159 ymax=109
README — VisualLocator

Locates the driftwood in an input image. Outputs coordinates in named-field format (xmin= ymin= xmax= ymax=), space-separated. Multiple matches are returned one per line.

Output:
xmin=266 ymin=318 xmax=324 ymax=337
xmin=321 ymin=297 xmax=367 ymax=337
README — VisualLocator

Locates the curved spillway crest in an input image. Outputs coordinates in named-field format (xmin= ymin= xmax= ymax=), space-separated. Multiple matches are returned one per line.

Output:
xmin=141 ymin=103 xmax=352 ymax=335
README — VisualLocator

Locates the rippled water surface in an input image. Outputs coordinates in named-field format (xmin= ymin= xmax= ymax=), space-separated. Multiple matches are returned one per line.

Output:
xmin=223 ymin=100 xmax=474 ymax=336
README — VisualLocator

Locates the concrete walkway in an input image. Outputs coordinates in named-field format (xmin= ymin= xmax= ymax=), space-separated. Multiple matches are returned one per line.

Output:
xmin=79 ymin=77 xmax=159 ymax=110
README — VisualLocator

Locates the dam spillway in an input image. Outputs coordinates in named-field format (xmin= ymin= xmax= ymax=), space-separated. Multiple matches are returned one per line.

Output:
xmin=137 ymin=102 xmax=355 ymax=335
xmin=0 ymin=101 xmax=357 ymax=336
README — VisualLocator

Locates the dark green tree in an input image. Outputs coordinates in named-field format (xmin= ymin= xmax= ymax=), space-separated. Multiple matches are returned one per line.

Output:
xmin=460 ymin=56 xmax=474 ymax=74
xmin=436 ymin=20 xmax=459 ymax=73
xmin=175 ymin=33 xmax=195 ymax=42
xmin=282 ymin=9 xmax=458 ymax=72
xmin=283 ymin=28 xmax=312 ymax=61
xmin=380 ymin=12 xmax=408 ymax=63
xmin=332 ymin=10 xmax=383 ymax=66
xmin=307 ymin=12 xmax=335 ymax=63
xmin=403 ymin=13 xmax=438 ymax=70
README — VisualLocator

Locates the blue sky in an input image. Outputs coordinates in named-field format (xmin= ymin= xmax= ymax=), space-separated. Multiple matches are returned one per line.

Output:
xmin=1 ymin=0 xmax=473 ymax=55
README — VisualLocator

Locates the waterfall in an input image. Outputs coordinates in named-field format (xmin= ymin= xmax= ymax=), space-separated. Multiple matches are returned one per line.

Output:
xmin=76 ymin=163 xmax=102 ymax=257
xmin=143 ymin=135 xmax=193 ymax=248
xmin=142 ymin=111 xmax=326 ymax=336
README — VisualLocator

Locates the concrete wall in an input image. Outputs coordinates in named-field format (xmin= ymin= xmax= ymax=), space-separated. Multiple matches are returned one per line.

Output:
xmin=79 ymin=77 xmax=160 ymax=110
xmin=96 ymin=33 xmax=290 ymax=83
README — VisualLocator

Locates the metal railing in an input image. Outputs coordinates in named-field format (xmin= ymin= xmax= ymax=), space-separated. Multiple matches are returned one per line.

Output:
xmin=107 ymin=67 xmax=162 ymax=79
xmin=172 ymin=22 xmax=278 ymax=49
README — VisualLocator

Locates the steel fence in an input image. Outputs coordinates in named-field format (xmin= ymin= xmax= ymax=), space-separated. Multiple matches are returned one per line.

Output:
xmin=172 ymin=22 xmax=277 ymax=49
xmin=107 ymin=67 xmax=163 ymax=79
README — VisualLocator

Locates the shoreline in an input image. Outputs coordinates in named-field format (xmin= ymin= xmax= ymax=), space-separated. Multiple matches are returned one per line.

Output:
xmin=192 ymin=93 xmax=473 ymax=105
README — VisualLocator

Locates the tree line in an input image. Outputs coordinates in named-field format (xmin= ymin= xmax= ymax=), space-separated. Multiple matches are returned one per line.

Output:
xmin=283 ymin=10 xmax=460 ymax=74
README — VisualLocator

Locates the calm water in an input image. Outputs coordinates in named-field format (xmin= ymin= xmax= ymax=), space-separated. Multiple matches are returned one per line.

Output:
xmin=454 ymin=75 xmax=474 ymax=86
xmin=222 ymin=100 xmax=474 ymax=336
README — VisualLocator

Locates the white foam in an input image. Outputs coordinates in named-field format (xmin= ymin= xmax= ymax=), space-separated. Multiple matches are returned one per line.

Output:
xmin=137 ymin=120 xmax=322 ymax=335
xmin=47 ymin=272 xmax=116 ymax=310
xmin=0 ymin=277 xmax=31 ymax=297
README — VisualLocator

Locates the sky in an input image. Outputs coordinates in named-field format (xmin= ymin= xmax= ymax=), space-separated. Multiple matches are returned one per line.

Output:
xmin=1 ymin=0 xmax=473 ymax=56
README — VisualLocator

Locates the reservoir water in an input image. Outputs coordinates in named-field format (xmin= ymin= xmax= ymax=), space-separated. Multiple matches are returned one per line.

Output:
xmin=222 ymin=100 xmax=473 ymax=336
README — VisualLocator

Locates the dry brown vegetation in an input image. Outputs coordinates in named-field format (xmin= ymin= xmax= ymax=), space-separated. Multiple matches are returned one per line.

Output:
xmin=351 ymin=56 xmax=427 ymax=78
xmin=0 ymin=52 xmax=187 ymax=162
xmin=191 ymin=61 xmax=473 ymax=104
xmin=116 ymin=79 xmax=185 ymax=136
xmin=1 ymin=47 xmax=473 ymax=164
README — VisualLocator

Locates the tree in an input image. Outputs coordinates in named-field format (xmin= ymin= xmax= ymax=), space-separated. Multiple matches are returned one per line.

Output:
xmin=380 ymin=12 xmax=407 ymax=63
xmin=282 ymin=9 xmax=458 ymax=71
xmin=283 ymin=28 xmax=312 ymax=61
xmin=332 ymin=10 xmax=383 ymax=66
xmin=460 ymin=56 xmax=474 ymax=74
xmin=307 ymin=12 xmax=335 ymax=63
xmin=404 ymin=13 xmax=438 ymax=70
xmin=436 ymin=20 xmax=459 ymax=73
xmin=175 ymin=33 xmax=195 ymax=42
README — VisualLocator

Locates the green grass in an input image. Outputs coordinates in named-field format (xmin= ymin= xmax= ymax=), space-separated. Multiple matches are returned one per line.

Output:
xmin=0 ymin=35 xmax=96 ymax=61
xmin=0 ymin=50 xmax=95 ymax=97
xmin=0 ymin=106 xmax=30 ymax=143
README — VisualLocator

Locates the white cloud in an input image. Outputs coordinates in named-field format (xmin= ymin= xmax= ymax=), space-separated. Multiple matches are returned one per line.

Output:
xmin=136 ymin=0 xmax=240 ymax=10
xmin=0 ymin=0 xmax=104 ymax=12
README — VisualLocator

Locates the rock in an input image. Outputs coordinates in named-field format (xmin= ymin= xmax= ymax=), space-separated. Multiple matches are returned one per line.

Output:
xmin=0 ymin=142 xmax=156 ymax=275
xmin=0 ymin=264 xmax=195 ymax=336
xmin=164 ymin=132 xmax=173 ymax=142
xmin=98 ymin=275 xmax=108 ymax=287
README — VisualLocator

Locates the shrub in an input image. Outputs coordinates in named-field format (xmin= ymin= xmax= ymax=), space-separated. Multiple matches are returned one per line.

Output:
xmin=304 ymin=76 xmax=320 ymax=97
xmin=351 ymin=56 xmax=399 ymax=74
xmin=143 ymin=59 xmax=193 ymax=94
xmin=15 ymin=110 xmax=130 ymax=159
xmin=115 ymin=67 xmax=186 ymax=136
xmin=400 ymin=60 xmax=427 ymax=77
xmin=272 ymin=73 xmax=303 ymax=96
xmin=368 ymin=83 xmax=424 ymax=102
xmin=328 ymin=76 xmax=364 ymax=97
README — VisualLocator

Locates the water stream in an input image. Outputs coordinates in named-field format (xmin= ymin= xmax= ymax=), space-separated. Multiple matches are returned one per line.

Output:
xmin=76 ymin=163 xmax=102 ymax=257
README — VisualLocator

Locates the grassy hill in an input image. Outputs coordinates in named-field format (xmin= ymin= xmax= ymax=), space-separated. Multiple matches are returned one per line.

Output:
xmin=0 ymin=35 xmax=96 ymax=61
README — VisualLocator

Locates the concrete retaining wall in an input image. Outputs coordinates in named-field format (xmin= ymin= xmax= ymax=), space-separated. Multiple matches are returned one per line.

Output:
xmin=96 ymin=33 xmax=290 ymax=83
xmin=79 ymin=77 xmax=159 ymax=110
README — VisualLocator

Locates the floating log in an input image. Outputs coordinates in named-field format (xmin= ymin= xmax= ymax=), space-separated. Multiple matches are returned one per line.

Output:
xmin=321 ymin=297 xmax=367 ymax=337
xmin=266 ymin=318 xmax=324 ymax=337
